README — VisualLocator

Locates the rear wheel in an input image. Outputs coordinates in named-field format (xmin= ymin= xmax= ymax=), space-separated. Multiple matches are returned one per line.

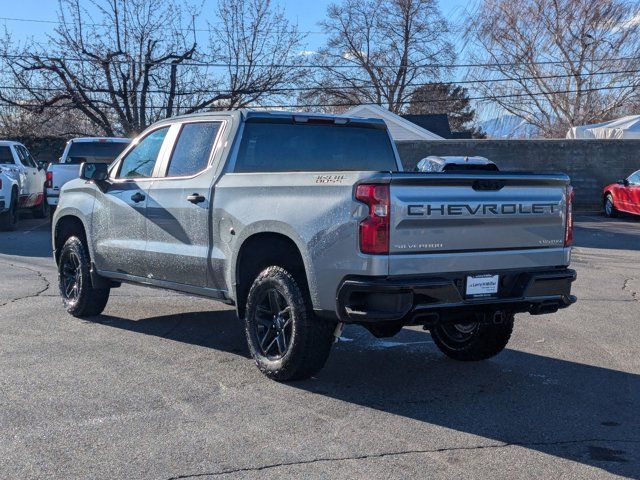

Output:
xmin=430 ymin=313 xmax=514 ymax=361
xmin=244 ymin=266 xmax=336 ymax=381
xmin=0 ymin=191 xmax=18 ymax=231
xmin=58 ymin=236 xmax=110 ymax=317
xmin=604 ymin=194 xmax=618 ymax=218
xmin=32 ymin=190 xmax=49 ymax=219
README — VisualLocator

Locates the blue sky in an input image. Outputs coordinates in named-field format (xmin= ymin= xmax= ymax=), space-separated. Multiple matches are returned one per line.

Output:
xmin=1 ymin=0 xmax=471 ymax=53
xmin=1 ymin=0 xmax=485 ymax=116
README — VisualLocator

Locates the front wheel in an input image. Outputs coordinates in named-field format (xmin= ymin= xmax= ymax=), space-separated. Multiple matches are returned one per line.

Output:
xmin=0 ymin=191 xmax=18 ymax=231
xmin=244 ymin=266 xmax=336 ymax=381
xmin=604 ymin=194 xmax=618 ymax=218
xmin=58 ymin=236 xmax=110 ymax=317
xmin=430 ymin=313 xmax=514 ymax=361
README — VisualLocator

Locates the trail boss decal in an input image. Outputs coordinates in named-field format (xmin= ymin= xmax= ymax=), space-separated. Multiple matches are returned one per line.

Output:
xmin=407 ymin=202 xmax=558 ymax=216
xmin=315 ymin=174 xmax=345 ymax=184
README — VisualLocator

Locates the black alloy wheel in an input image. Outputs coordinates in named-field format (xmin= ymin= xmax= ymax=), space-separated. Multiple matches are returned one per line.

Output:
xmin=255 ymin=288 xmax=293 ymax=359
xmin=60 ymin=250 xmax=82 ymax=305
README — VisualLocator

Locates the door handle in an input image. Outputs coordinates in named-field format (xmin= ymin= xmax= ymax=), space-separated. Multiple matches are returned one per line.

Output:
xmin=186 ymin=193 xmax=206 ymax=204
xmin=131 ymin=192 xmax=146 ymax=203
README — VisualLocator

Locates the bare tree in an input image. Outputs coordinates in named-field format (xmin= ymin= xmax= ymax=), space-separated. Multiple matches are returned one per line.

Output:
xmin=299 ymin=0 xmax=454 ymax=113
xmin=0 ymin=106 xmax=101 ymax=138
xmin=0 ymin=0 xmax=208 ymax=136
xmin=466 ymin=0 xmax=640 ymax=137
xmin=203 ymin=0 xmax=306 ymax=110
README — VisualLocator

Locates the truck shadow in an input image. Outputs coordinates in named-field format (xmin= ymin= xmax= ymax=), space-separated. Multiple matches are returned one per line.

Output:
xmin=574 ymin=217 xmax=640 ymax=252
xmin=95 ymin=311 xmax=639 ymax=478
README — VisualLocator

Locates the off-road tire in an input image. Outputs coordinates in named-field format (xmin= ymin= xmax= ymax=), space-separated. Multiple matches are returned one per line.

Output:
xmin=58 ymin=236 xmax=110 ymax=317
xmin=244 ymin=266 xmax=336 ymax=381
xmin=431 ymin=313 xmax=514 ymax=361
xmin=32 ymin=190 xmax=49 ymax=219
xmin=604 ymin=194 xmax=618 ymax=218
xmin=0 ymin=191 xmax=18 ymax=231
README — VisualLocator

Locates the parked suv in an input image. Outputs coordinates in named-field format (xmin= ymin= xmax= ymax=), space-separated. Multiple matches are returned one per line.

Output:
xmin=0 ymin=141 xmax=48 ymax=230
xmin=52 ymin=111 xmax=576 ymax=380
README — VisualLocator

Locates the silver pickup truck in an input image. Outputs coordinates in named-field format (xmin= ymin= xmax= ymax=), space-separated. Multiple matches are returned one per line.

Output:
xmin=52 ymin=110 xmax=576 ymax=381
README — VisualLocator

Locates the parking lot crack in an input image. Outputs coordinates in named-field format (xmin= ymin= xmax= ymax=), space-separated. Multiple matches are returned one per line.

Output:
xmin=0 ymin=261 xmax=51 ymax=307
xmin=165 ymin=438 xmax=640 ymax=479
xmin=622 ymin=278 xmax=638 ymax=302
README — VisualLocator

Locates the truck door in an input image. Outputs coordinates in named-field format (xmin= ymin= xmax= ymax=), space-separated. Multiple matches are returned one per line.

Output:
xmin=16 ymin=145 xmax=44 ymax=207
xmin=92 ymin=126 xmax=171 ymax=278
xmin=9 ymin=145 xmax=32 ymax=205
xmin=144 ymin=121 xmax=224 ymax=288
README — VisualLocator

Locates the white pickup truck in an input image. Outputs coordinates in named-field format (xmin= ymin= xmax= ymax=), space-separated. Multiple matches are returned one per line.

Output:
xmin=46 ymin=137 xmax=130 ymax=217
xmin=0 ymin=141 xmax=48 ymax=230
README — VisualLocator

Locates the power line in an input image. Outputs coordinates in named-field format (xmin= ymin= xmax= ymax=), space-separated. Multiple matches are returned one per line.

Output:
xmin=0 ymin=15 xmax=325 ymax=35
xmin=2 ymin=52 xmax=640 ymax=70
xmin=257 ymin=83 xmax=640 ymax=109
xmin=0 ymin=83 xmax=635 ymax=112
xmin=0 ymin=67 xmax=638 ymax=96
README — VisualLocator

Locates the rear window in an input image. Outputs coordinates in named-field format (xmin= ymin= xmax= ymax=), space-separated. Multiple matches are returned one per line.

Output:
xmin=65 ymin=141 xmax=129 ymax=164
xmin=0 ymin=146 xmax=14 ymax=164
xmin=234 ymin=122 xmax=397 ymax=172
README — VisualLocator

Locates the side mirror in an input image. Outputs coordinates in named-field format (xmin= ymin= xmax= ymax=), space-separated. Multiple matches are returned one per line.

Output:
xmin=80 ymin=162 xmax=109 ymax=182
xmin=617 ymin=179 xmax=629 ymax=186
xmin=37 ymin=161 xmax=46 ymax=171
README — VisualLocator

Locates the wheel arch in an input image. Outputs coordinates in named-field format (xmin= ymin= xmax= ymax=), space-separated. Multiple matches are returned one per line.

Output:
xmin=53 ymin=214 xmax=89 ymax=264
xmin=603 ymin=189 xmax=614 ymax=204
xmin=232 ymin=229 xmax=316 ymax=319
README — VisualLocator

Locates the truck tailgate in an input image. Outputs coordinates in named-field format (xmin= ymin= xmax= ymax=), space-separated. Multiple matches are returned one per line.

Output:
xmin=388 ymin=172 xmax=570 ymax=271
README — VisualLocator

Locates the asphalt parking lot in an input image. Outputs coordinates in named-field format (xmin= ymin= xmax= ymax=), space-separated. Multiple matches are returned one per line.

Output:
xmin=1 ymin=214 xmax=639 ymax=479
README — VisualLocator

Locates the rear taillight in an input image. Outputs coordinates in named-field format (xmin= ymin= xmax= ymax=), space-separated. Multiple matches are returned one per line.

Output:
xmin=45 ymin=171 xmax=53 ymax=188
xmin=564 ymin=186 xmax=574 ymax=246
xmin=355 ymin=183 xmax=390 ymax=255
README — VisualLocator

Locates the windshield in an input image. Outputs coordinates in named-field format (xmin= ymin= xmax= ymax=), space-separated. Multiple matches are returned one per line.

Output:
xmin=65 ymin=141 xmax=129 ymax=164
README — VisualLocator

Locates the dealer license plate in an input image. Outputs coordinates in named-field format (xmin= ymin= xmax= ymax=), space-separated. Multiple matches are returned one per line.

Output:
xmin=466 ymin=275 xmax=499 ymax=297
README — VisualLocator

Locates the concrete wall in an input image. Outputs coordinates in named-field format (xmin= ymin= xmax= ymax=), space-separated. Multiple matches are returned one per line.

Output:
xmin=395 ymin=139 xmax=640 ymax=210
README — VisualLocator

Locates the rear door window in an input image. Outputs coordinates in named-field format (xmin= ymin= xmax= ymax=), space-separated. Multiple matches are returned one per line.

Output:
xmin=116 ymin=127 xmax=169 ymax=179
xmin=16 ymin=145 xmax=36 ymax=168
xmin=234 ymin=122 xmax=397 ymax=172
xmin=165 ymin=122 xmax=221 ymax=177
xmin=0 ymin=146 xmax=14 ymax=164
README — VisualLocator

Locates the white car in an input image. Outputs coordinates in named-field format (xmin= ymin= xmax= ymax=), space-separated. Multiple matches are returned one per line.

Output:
xmin=0 ymin=141 xmax=48 ymax=230
xmin=416 ymin=156 xmax=498 ymax=172
xmin=46 ymin=137 xmax=130 ymax=215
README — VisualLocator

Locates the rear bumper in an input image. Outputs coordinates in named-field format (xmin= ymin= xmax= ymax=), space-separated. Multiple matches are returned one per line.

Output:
xmin=46 ymin=191 xmax=59 ymax=206
xmin=336 ymin=268 xmax=576 ymax=324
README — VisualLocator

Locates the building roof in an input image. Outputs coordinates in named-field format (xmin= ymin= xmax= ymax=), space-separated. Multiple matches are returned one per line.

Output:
xmin=345 ymin=104 xmax=443 ymax=141
xmin=400 ymin=114 xmax=452 ymax=138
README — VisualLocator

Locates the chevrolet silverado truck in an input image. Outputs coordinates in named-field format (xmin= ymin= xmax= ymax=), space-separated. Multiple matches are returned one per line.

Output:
xmin=46 ymin=137 xmax=130 ymax=219
xmin=1 ymin=140 xmax=48 ymax=230
xmin=51 ymin=110 xmax=576 ymax=381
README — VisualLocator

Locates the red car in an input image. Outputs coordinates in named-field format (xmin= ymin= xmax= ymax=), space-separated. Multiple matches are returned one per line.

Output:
xmin=603 ymin=170 xmax=640 ymax=217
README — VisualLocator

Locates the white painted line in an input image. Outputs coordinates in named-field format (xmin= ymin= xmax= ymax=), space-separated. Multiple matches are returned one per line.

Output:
xmin=23 ymin=221 xmax=49 ymax=234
